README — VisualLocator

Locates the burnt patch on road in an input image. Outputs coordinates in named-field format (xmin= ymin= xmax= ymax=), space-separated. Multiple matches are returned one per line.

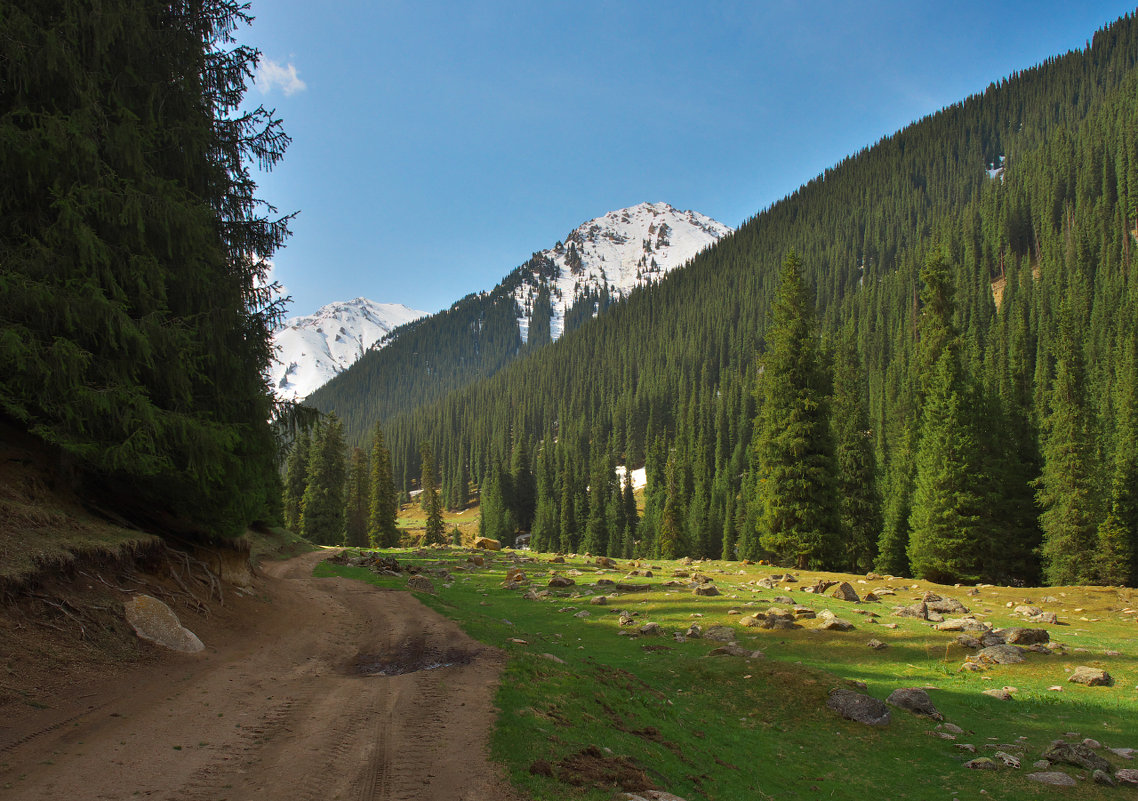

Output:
xmin=349 ymin=634 xmax=478 ymax=677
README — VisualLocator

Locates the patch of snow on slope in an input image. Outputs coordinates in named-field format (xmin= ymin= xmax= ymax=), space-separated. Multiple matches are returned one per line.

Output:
xmin=513 ymin=202 xmax=732 ymax=342
xmin=270 ymin=298 xmax=426 ymax=400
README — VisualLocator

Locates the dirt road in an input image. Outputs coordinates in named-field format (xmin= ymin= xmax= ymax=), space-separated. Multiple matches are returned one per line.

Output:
xmin=0 ymin=550 xmax=524 ymax=800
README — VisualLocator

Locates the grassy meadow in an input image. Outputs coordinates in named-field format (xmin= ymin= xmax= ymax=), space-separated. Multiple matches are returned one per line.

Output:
xmin=316 ymin=541 xmax=1138 ymax=801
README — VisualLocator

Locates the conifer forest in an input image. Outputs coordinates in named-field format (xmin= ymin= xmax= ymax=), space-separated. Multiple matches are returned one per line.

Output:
xmin=302 ymin=13 xmax=1138 ymax=588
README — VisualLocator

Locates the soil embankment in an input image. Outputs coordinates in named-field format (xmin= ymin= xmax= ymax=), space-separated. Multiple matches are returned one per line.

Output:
xmin=0 ymin=550 xmax=523 ymax=801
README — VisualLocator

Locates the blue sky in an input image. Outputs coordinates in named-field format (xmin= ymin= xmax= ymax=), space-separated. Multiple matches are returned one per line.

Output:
xmin=240 ymin=1 xmax=1137 ymax=317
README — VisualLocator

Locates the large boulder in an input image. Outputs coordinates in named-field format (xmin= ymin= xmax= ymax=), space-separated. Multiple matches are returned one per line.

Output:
xmin=1000 ymin=627 xmax=1050 ymax=645
xmin=826 ymin=689 xmax=890 ymax=726
xmin=474 ymin=537 xmax=502 ymax=551
xmin=548 ymin=575 xmax=576 ymax=587
xmin=1026 ymin=772 xmax=1077 ymax=786
xmin=124 ymin=595 xmax=204 ymax=653
xmin=977 ymin=644 xmax=1025 ymax=664
xmin=693 ymin=584 xmax=720 ymax=597
xmin=1069 ymin=666 xmax=1112 ymax=686
xmin=1041 ymin=740 xmax=1112 ymax=773
xmin=830 ymin=582 xmax=861 ymax=603
xmin=885 ymin=688 xmax=942 ymax=720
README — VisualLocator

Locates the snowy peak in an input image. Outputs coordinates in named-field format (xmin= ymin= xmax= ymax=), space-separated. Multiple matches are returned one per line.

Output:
xmin=513 ymin=202 xmax=732 ymax=340
xmin=270 ymin=298 xmax=426 ymax=400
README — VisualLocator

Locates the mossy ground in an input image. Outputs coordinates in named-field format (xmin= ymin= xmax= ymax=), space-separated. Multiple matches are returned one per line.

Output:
xmin=317 ymin=547 xmax=1138 ymax=800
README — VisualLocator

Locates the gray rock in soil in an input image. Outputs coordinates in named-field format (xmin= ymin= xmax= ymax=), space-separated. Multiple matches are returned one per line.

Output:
xmin=886 ymin=688 xmax=943 ymax=720
xmin=1093 ymin=769 xmax=1116 ymax=786
xmin=1026 ymin=771 xmax=1077 ymax=786
xmin=826 ymin=688 xmax=890 ymax=726
xmin=703 ymin=625 xmax=736 ymax=642
xmin=1116 ymin=768 xmax=1138 ymax=785
xmin=1041 ymin=739 xmax=1112 ymax=773
xmin=831 ymin=582 xmax=861 ymax=602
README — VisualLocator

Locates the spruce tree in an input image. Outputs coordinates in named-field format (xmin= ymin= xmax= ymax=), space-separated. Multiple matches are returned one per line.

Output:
xmin=657 ymin=451 xmax=684 ymax=559
xmin=1038 ymin=305 xmax=1101 ymax=585
xmin=530 ymin=444 xmax=559 ymax=552
xmin=832 ymin=331 xmax=882 ymax=572
xmin=419 ymin=442 xmax=446 ymax=545
xmin=344 ymin=447 xmax=370 ymax=547
xmin=479 ymin=460 xmax=517 ymax=545
xmin=282 ymin=429 xmax=311 ymax=533
xmin=0 ymin=0 xmax=292 ymax=537
xmin=510 ymin=438 xmax=536 ymax=531
xmin=906 ymin=255 xmax=986 ymax=583
xmin=752 ymin=252 xmax=839 ymax=569
xmin=301 ymin=416 xmax=347 ymax=546
xmin=1096 ymin=338 xmax=1137 ymax=584
xmin=367 ymin=422 xmax=400 ymax=547
xmin=907 ymin=351 xmax=984 ymax=582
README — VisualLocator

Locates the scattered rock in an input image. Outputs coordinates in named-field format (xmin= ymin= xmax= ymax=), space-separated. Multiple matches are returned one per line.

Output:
xmin=826 ymin=688 xmax=890 ymax=726
xmin=619 ymin=611 xmax=636 ymax=627
xmin=977 ymin=644 xmax=1025 ymax=664
xmin=964 ymin=757 xmax=998 ymax=770
xmin=406 ymin=575 xmax=436 ymax=594
xmin=1083 ymin=738 xmax=1102 ymax=749
xmin=693 ymin=584 xmax=720 ymax=597
xmin=591 ymin=595 xmax=608 ymax=606
xmin=1041 ymin=739 xmax=1112 ymax=773
xmin=549 ymin=555 xmax=565 ymax=563
xmin=539 ymin=653 xmax=566 ymax=664
xmin=123 ymin=595 xmax=205 ymax=654
xmin=638 ymin=622 xmax=662 ymax=636
xmin=468 ymin=554 xmax=485 ymax=567
xmin=1109 ymin=747 xmax=1136 ymax=760
xmin=1068 ymin=666 xmax=1112 ymax=686
xmin=936 ymin=618 xmax=990 ymax=632
xmin=1000 ymin=627 xmax=1050 ymax=645
xmin=956 ymin=634 xmax=983 ymax=649
xmin=773 ymin=595 xmax=795 ymax=605
xmin=548 ymin=575 xmax=576 ymax=588
xmin=817 ymin=617 xmax=855 ymax=632
xmin=1027 ymin=771 xmax=1077 ymax=786
xmin=684 ymin=624 xmax=702 ymax=638
xmin=894 ymin=601 xmax=930 ymax=620
xmin=1094 ymin=769 xmax=1116 ymax=786
xmin=1014 ymin=604 xmax=1043 ymax=616
xmin=1028 ymin=611 xmax=1060 ymax=624
xmin=1032 ymin=760 xmax=1051 ymax=769
xmin=703 ymin=625 xmax=736 ymax=642
xmin=709 ymin=644 xmax=764 ymax=659
xmin=1116 ymin=768 xmax=1138 ymax=785
xmin=994 ymin=751 xmax=1021 ymax=769
xmin=982 ymin=688 xmax=1014 ymax=701
xmin=866 ymin=639 xmax=887 ymax=650
xmin=574 ymin=610 xmax=591 ymax=619
xmin=830 ymin=582 xmax=861 ymax=602
xmin=806 ymin=579 xmax=838 ymax=594
xmin=594 ymin=556 xmax=617 ymax=569
xmin=886 ymin=688 xmax=942 ymax=720
xmin=474 ymin=537 xmax=502 ymax=551
xmin=956 ymin=743 xmax=977 ymax=753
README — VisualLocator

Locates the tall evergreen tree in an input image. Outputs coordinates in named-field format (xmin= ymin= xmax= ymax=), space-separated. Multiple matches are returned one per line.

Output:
xmin=0 ymin=0 xmax=293 ymax=537
xmin=1038 ymin=303 xmax=1101 ymax=585
xmin=479 ymin=459 xmax=517 ymax=545
xmin=530 ymin=444 xmax=559 ymax=552
xmin=419 ymin=441 xmax=446 ymax=545
xmin=282 ymin=429 xmax=311 ymax=533
xmin=906 ymin=255 xmax=986 ymax=583
xmin=302 ymin=415 xmax=347 ymax=546
xmin=752 ymin=252 xmax=839 ymax=568
xmin=832 ymin=331 xmax=882 ymax=572
xmin=1096 ymin=337 xmax=1138 ymax=584
xmin=510 ymin=438 xmax=536 ymax=531
xmin=344 ymin=447 xmax=370 ymax=548
xmin=368 ymin=421 xmax=400 ymax=547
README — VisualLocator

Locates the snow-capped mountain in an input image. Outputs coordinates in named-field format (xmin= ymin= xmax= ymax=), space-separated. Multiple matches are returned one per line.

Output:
xmin=270 ymin=298 xmax=426 ymax=400
xmin=512 ymin=202 xmax=733 ymax=341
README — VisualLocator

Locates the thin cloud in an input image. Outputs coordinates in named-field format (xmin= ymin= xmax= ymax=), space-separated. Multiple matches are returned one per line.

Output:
xmin=255 ymin=58 xmax=307 ymax=96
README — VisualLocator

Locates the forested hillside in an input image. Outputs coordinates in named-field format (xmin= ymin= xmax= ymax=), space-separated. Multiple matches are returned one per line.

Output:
xmin=303 ymin=12 xmax=1138 ymax=586
xmin=0 ymin=1 xmax=291 ymax=538
xmin=307 ymin=203 xmax=730 ymax=444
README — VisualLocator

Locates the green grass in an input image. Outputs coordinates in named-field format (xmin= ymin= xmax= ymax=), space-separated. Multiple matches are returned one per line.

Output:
xmin=317 ymin=549 xmax=1138 ymax=800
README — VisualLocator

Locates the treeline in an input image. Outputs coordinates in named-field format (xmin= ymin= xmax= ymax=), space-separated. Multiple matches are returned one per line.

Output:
xmin=304 ymin=12 xmax=1138 ymax=585
xmin=0 ymin=1 xmax=292 ymax=537
xmin=281 ymin=417 xmax=451 ymax=548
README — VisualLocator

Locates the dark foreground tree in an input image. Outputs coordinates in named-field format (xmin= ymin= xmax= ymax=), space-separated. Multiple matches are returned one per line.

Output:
xmin=368 ymin=422 xmax=399 ymax=547
xmin=419 ymin=442 xmax=446 ymax=545
xmin=0 ymin=0 xmax=293 ymax=537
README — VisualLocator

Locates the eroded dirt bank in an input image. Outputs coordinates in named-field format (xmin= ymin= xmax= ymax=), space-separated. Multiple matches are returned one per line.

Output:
xmin=0 ymin=550 xmax=524 ymax=801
